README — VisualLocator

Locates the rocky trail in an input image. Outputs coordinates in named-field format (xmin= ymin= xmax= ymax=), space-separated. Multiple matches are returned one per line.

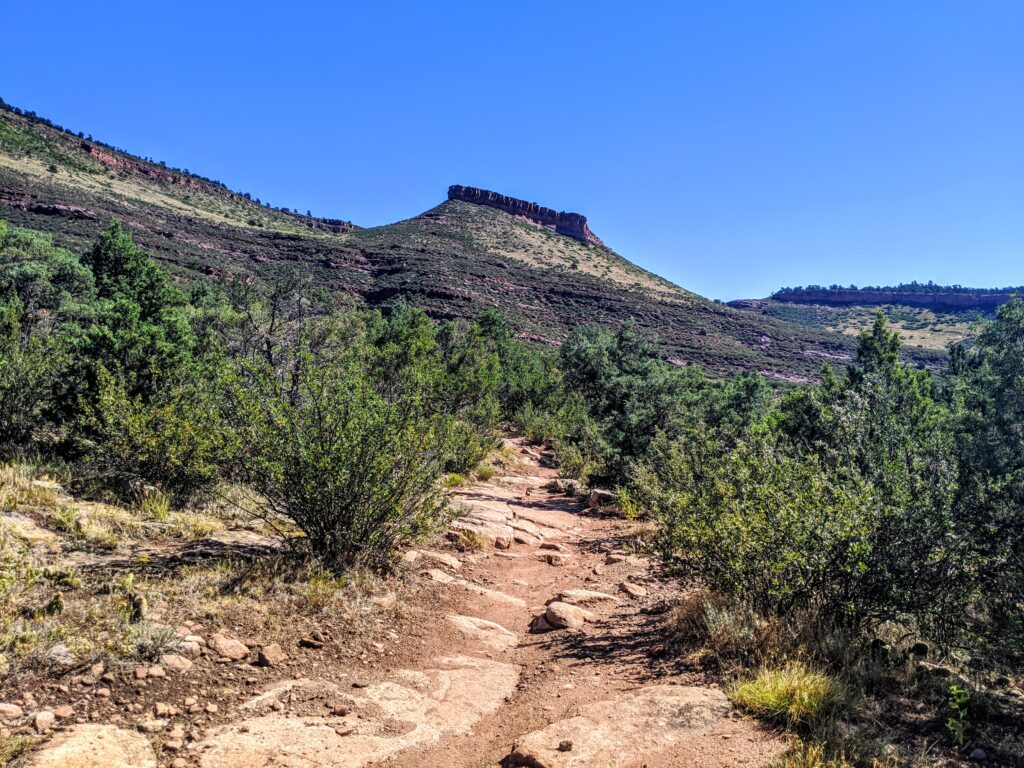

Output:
xmin=17 ymin=438 xmax=787 ymax=768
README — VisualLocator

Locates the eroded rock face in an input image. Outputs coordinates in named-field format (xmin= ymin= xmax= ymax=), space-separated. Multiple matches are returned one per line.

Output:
xmin=197 ymin=656 xmax=520 ymax=768
xmin=27 ymin=724 xmax=158 ymax=768
xmin=448 ymin=185 xmax=604 ymax=246
xmin=505 ymin=686 xmax=732 ymax=767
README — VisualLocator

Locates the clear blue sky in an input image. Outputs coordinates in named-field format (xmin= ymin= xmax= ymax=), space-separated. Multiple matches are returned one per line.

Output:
xmin=3 ymin=2 xmax=1022 ymax=300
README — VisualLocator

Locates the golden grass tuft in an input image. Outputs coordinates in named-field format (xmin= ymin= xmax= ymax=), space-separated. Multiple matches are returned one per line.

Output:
xmin=729 ymin=664 xmax=844 ymax=726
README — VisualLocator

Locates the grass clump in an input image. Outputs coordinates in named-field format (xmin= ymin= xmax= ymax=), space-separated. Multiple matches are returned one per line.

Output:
xmin=729 ymin=664 xmax=844 ymax=727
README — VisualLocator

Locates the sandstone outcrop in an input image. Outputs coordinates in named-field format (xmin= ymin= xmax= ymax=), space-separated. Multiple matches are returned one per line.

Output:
xmin=448 ymin=185 xmax=604 ymax=246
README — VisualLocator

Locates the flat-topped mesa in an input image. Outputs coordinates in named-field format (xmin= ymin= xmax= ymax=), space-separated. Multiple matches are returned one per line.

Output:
xmin=448 ymin=185 xmax=604 ymax=246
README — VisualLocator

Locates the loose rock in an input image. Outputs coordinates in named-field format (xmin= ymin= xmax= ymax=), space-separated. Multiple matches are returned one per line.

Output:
xmin=257 ymin=644 xmax=288 ymax=667
xmin=210 ymin=633 xmax=249 ymax=661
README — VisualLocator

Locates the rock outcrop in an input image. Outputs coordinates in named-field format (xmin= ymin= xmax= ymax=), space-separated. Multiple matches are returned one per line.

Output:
xmin=448 ymin=185 xmax=604 ymax=246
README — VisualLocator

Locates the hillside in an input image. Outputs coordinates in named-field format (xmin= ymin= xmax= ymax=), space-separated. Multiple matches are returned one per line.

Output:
xmin=728 ymin=282 xmax=1016 ymax=357
xmin=1 ymin=102 xmax=881 ymax=381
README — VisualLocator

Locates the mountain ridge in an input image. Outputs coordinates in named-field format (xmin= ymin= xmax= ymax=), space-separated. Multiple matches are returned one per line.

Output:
xmin=1 ymin=99 xmax=932 ymax=380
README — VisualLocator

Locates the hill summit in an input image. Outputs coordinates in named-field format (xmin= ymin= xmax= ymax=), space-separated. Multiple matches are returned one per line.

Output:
xmin=448 ymin=184 xmax=604 ymax=246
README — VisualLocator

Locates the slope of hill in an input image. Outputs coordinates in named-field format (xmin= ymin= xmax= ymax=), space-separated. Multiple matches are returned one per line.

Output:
xmin=1 ymin=101 xmax=888 ymax=380
xmin=728 ymin=284 xmax=1018 ymax=356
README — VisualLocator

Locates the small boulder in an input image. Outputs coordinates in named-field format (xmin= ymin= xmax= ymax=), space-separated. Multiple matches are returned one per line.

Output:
xmin=544 ymin=602 xmax=594 ymax=630
xmin=545 ymin=553 xmax=572 ymax=567
xmin=210 ymin=633 xmax=249 ymax=661
xmin=0 ymin=703 xmax=23 ymax=722
xmin=159 ymin=654 xmax=193 ymax=673
xmin=620 ymin=582 xmax=647 ymax=598
xmin=588 ymin=488 xmax=616 ymax=508
xmin=34 ymin=710 xmax=56 ymax=733
xmin=257 ymin=643 xmax=288 ymax=667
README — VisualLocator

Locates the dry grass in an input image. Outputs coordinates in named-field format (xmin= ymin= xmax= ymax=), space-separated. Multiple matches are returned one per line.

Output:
xmin=447 ymin=528 xmax=488 ymax=553
xmin=729 ymin=664 xmax=845 ymax=727
xmin=0 ymin=463 xmax=63 ymax=512
xmin=0 ymin=733 xmax=33 ymax=764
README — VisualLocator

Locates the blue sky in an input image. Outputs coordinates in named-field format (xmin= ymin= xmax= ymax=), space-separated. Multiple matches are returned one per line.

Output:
xmin=3 ymin=1 xmax=1022 ymax=300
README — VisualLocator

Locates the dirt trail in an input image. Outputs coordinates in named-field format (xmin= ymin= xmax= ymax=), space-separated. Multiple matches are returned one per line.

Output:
xmin=23 ymin=438 xmax=787 ymax=768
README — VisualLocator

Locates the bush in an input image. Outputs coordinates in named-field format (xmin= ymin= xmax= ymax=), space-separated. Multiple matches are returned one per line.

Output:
xmin=222 ymin=345 xmax=460 ymax=572
xmin=82 ymin=368 xmax=233 ymax=505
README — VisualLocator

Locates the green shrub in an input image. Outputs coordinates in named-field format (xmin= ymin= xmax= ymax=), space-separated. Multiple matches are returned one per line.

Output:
xmin=222 ymin=345 xmax=459 ymax=572
xmin=82 ymin=368 xmax=233 ymax=505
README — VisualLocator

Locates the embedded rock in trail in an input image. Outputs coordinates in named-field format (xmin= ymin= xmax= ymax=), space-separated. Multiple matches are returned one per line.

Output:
xmin=27 ymin=723 xmax=158 ymax=768
xmin=451 ymin=502 xmax=515 ymax=549
xmin=447 ymin=615 xmax=518 ymax=651
xmin=423 ymin=570 xmax=527 ymax=607
xmin=552 ymin=589 xmax=617 ymax=606
xmin=198 ymin=656 xmax=520 ymax=768
xmin=505 ymin=686 xmax=733 ymax=767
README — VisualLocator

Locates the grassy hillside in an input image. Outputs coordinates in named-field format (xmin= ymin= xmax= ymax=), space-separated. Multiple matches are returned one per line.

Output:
xmin=0 ymin=102 xmax=884 ymax=381
xmin=730 ymin=298 xmax=985 ymax=359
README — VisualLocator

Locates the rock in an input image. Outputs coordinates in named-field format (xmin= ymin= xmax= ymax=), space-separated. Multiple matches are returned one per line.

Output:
xmin=159 ymin=654 xmax=193 ymax=673
xmin=505 ymin=686 xmax=738 ymax=767
xmin=530 ymin=614 xmax=555 ymax=632
xmin=545 ymin=553 xmax=572 ymax=567
xmin=35 ymin=710 xmax=56 ymax=733
xmin=544 ymin=602 xmax=594 ymax=630
xmin=552 ymin=589 xmax=617 ymax=606
xmin=95 ymin=688 xmax=111 ymax=698
xmin=547 ymin=479 xmax=583 ymax=497
xmin=420 ymin=551 xmax=461 ymax=570
xmin=605 ymin=553 xmax=627 ymax=564
xmin=210 ymin=633 xmax=249 ymax=661
xmin=147 ymin=665 xmax=166 ymax=678
xmin=197 ymin=656 xmax=519 ymax=768
xmin=89 ymin=662 xmax=105 ymax=677
xmin=422 ymin=568 xmax=456 ymax=584
xmin=299 ymin=636 xmax=324 ymax=649
xmin=257 ymin=644 xmax=288 ymax=667
xmin=25 ymin=724 xmax=158 ymax=768
xmin=45 ymin=643 xmax=76 ymax=668
xmin=138 ymin=718 xmax=166 ymax=733
xmin=539 ymin=542 xmax=567 ymax=552
xmin=447 ymin=615 xmax=518 ymax=651
xmin=134 ymin=666 xmax=149 ymax=679
xmin=53 ymin=705 xmax=75 ymax=720
xmin=172 ymin=640 xmax=202 ymax=657
xmin=402 ymin=550 xmax=420 ymax=564
xmin=448 ymin=186 xmax=604 ymax=246
xmin=588 ymin=488 xmax=616 ymax=508
xmin=0 ymin=703 xmax=23 ymax=722
xmin=619 ymin=582 xmax=647 ymax=598
xmin=969 ymin=748 xmax=988 ymax=762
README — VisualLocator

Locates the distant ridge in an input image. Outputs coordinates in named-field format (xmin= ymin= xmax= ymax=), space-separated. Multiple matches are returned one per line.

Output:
xmin=761 ymin=285 xmax=1022 ymax=313
xmin=448 ymin=184 xmax=603 ymax=246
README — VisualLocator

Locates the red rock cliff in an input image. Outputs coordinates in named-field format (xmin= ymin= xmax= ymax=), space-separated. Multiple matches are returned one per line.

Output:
xmin=448 ymin=185 xmax=604 ymax=246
